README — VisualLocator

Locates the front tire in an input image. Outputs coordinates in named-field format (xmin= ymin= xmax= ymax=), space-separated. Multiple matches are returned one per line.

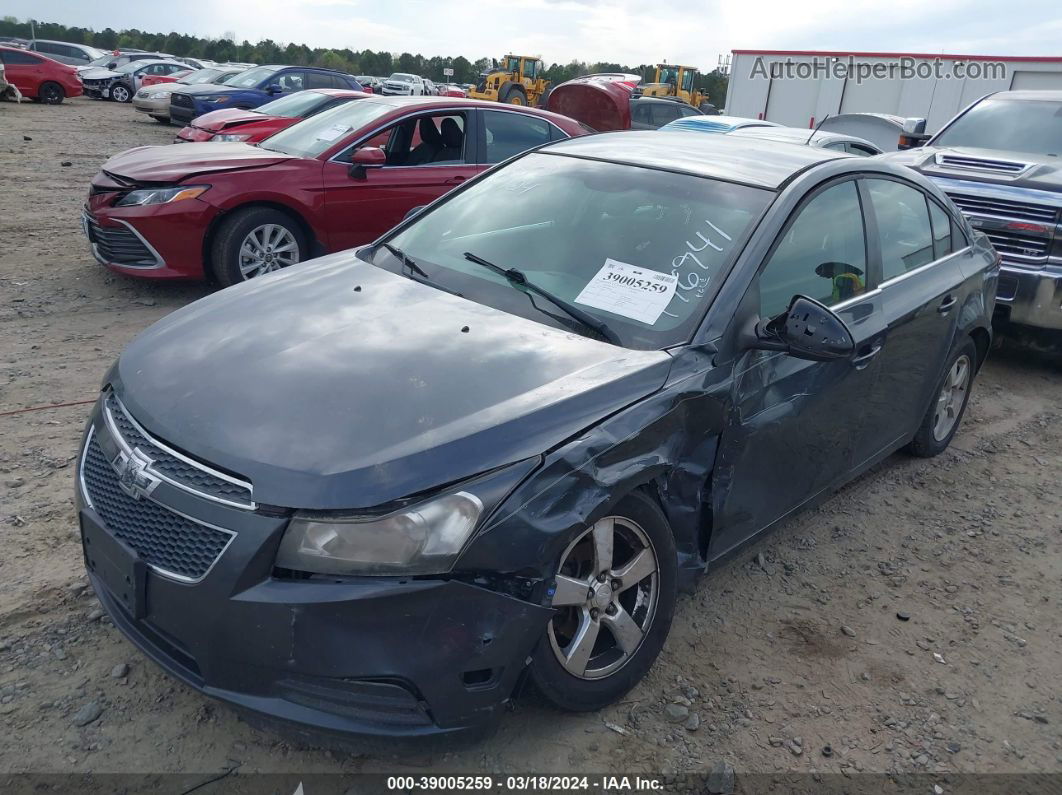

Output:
xmin=210 ymin=206 xmax=306 ymax=287
xmin=906 ymin=337 xmax=977 ymax=457
xmin=150 ymin=115 xmax=169 ymax=124
xmin=38 ymin=81 xmax=65 ymax=105
xmin=110 ymin=83 xmax=132 ymax=103
xmin=529 ymin=491 xmax=677 ymax=711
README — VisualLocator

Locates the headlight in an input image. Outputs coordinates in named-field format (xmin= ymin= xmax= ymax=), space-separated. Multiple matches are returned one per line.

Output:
xmin=114 ymin=185 xmax=210 ymax=207
xmin=276 ymin=491 xmax=484 ymax=576
xmin=212 ymin=133 xmax=251 ymax=142
xmin=200 ymin=95 xmax=231 ymax=103
xmin=148 ymin=91 xmax=172 ymax=99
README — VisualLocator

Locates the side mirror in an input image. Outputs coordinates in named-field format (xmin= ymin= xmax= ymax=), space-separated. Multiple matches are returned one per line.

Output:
xmin=752 ymin=295 xmax=855 ymax=362
xmin=898 ymin=117 xmax=930 ymax=149
xmin=266 ymin=83 xmax=283 ymax=94
xmin=402 ymin=205 xmax=425 ymax=222
xmin=348 ymin=146 xmax=386 ymax=180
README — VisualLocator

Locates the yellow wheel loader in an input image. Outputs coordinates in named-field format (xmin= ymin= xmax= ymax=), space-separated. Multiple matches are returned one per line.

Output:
xmin=641 ymin=64 xmax=708 ymax=110
xmin=468 ymin=55 xmax=549 ymax=107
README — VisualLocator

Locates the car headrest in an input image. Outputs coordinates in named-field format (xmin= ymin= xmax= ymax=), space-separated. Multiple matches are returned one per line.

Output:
xmin=440 ymin=117 xmax=463 ymax=148
xmin=419 ymin=117 xmax=442 ymax=146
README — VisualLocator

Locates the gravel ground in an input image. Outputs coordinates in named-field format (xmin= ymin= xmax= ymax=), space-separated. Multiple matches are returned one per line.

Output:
xmin=1 ymin=97 xmax=1060 ymax=785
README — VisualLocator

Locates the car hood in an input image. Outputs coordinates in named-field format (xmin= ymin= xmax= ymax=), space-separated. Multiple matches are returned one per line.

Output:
xmin=175 ymin=82 xmax=245 ymax=96
xmin=881 ymin=145 xmax=1062 ymax=191
xmin=191 ymin=107 xmax=270 ymax=132
xmin=97 ymin=142 xmax=295 ymax=183
xmin=112 ymin=252 xmax=672 ymax=509
xmin=80 ymin=68 xmax=121 ymax=80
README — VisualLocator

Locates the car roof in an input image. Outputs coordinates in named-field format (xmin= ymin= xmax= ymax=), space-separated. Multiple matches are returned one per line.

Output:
xmin=357 ymin=95 xmax=577 ymax=125
xmin=661 ymin=115 xmax=782 ymax=133
xmin=543 ymin=131 xmax=850 ymax=190
xmin=985 ymin=89 xmax=1062 ymax=102
xmin=307 ymin=88 xmax=371 ymax=97
xmin=730 ymin=126 xmax=881 ymax=151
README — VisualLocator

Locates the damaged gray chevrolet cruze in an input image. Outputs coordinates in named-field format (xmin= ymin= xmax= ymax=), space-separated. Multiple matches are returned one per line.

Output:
xmin=76 ymin=131 xmax=998 ymax=742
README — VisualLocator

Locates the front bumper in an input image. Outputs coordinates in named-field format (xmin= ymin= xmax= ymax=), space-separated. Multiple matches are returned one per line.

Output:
xmin=82 ymin=200 xmax=216 ymax=280
xmin=133 ymin=95 xmax=171 ymax=117
xmin=75 ymin=405 xmax=552 ymax=741
xmin=994 ymin=262 xmax=1062 ymax=331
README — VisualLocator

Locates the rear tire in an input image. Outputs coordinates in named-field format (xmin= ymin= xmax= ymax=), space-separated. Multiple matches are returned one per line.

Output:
xmin=38 ymin=82 xmax=65 ymax=105
xmin=528 ymin=491 xmax=677 ymax=712
xmin=210 ymin=206 xmax=306 ymax=287
xmin=905 ymin=337 xmax=977 ymax=458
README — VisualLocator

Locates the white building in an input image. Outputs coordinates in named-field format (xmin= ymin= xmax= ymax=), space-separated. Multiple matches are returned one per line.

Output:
xmin=725 ymin=49 xmax=1062 ymax=132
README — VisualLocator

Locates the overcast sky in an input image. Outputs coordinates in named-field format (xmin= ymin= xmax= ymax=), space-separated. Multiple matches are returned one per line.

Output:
xmin=7 ymin=0 xmax=1062 ymax=68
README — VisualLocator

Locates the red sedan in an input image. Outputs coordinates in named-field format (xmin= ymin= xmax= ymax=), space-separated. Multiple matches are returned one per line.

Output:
xmin=174 ymin=88 xmax=369 ymax=143
xmin=0 ymin=45 xmax=82 ymax=103
xmin=84 ymin=97 xmax=586 ymax=284
xmin=141 ymin=69 xmax=194 ymax=88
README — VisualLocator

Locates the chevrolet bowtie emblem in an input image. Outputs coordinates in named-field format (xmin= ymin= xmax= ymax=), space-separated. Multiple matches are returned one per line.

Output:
xmin=112 ymin=448 xmax=161 ymax=500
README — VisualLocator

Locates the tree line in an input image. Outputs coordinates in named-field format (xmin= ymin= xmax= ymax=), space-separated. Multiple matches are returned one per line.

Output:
xmin=0 ymin=16 xmax=729 ymax=103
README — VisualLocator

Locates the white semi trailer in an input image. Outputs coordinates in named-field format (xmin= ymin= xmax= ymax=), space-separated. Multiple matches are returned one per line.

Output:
xmin=724 ymin=49 xmax=1062 ymax=133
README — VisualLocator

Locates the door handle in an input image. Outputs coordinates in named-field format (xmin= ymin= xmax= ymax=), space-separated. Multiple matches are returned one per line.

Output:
xmin=937 ymin=295 xmax=957 ymax=314
xmin=852 ymin=343 xmax=882 ymax=368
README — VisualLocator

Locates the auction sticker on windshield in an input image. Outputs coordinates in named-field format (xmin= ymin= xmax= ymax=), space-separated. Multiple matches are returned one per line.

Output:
xmin=316 ymin=124 xmax=351 ymax=142
xmin=575 ymin=259 xmax=678 ymax=325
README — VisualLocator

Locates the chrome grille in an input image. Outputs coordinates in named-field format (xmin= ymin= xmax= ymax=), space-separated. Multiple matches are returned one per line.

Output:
xmin=103 ymin=391 xmax=255 ymax=508
xmin=935 ymin=153 xmax=1029 ymax=174
xmin=83 ymin=213 xmax=156 ymax=266
xmin=947 ymin=193 xmax=1058 ymax=225
xmin=81 ymin=431 xmax=233 ymax=581
xmin=983 ymin=231 xmax=1050 ymax=259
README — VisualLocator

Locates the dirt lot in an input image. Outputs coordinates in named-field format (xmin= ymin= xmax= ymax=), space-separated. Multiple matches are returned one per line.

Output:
xmin=1 ymin=98 xmax=1060 ymax=786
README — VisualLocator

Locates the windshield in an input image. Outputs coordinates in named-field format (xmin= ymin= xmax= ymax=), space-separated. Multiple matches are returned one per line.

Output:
xmin=226 ymin=65 xmax=280 ymax=88
xmin=258 ymin=100 xmax=394 ymax=158
xmin=384 ymin=153 xmax=771 ymax=349
xmin=256 ymin=91 xmax=339 ymax=118
xmin=932 ymin=98 xmax=1062 ymax=157
xmin=388 ymin=73 xmax=414 ymax=83
xmin=182 ymin=68 xmax=221 ymax=85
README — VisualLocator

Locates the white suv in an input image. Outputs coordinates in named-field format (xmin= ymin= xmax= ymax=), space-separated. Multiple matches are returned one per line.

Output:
xmin=381 ymin=73 xmax=425 ymax=96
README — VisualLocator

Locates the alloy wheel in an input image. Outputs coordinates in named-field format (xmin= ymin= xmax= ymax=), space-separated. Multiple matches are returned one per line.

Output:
xmin=237 ymin=224 xmax=300 ymax=280
xmin=547 ymin=516 xmax=659 ymax=680
xmin=111 ymin=85 xmax=130 ymax=103
xmin=932 ymin=354 xmax=971 ymax=441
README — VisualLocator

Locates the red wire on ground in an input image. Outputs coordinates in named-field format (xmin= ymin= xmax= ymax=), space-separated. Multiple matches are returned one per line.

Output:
xmin=0 ymin=398 xmax=97 ymax=418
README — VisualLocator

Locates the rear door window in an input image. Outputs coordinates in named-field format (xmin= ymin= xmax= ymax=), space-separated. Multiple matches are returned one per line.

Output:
xmin=865 ymin=178 xmax=936 ymax=280
xmin=928 ymin=200 xmax=953 ymax=259
xmin=651 ymin=103 xmax=682 ymax=127
xmin=305 ymin=71 xmax=334 ymax=89
xmin=482 ymin=110 xmax=551 ymax=164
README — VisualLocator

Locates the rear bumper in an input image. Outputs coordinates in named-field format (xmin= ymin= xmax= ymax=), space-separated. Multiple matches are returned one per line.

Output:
xmin=995 ymin=262 xmax=1062 ymax=331
xmin=75 ymin=405 xmax=551 ymax=740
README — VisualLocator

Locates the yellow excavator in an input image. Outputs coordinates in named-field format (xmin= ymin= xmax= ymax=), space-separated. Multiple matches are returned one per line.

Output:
xmin=468 ymin=55 xmax=549 ymax=106
xmin=640 ymin=64 xmax=708 ymax=110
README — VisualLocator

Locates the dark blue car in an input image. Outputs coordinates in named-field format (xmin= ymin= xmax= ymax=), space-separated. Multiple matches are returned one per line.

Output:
xmin=168 ymin=65 xmax=362 ymax=125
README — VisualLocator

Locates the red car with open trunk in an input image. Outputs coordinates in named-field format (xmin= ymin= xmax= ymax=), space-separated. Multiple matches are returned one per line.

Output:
xmin=174 ymin=88 xmax=369 ymax=143
xmin=0 ymin=45 xmax=82 ymax=103
xmin=84 ymin=96 xmax=587 ymax=284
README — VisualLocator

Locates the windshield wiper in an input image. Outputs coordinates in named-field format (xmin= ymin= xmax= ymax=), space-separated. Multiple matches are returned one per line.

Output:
xmin=381 ymin=242 xmax=430 ymax=279
xmin=462 ymin=251 xmax=619 ymax=345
